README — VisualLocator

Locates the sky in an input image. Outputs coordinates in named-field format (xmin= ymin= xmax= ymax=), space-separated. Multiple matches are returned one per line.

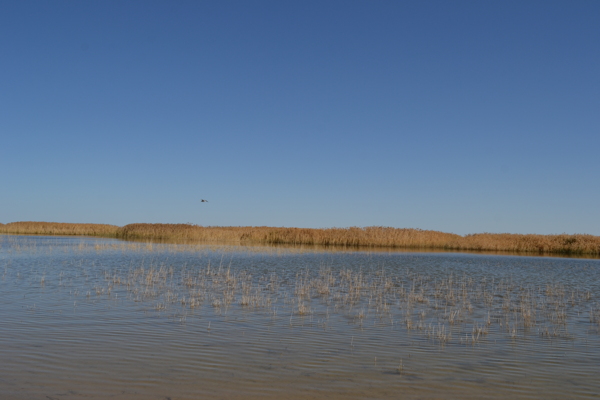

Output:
xmin=1 ymin=0 xmax=599 ymax=235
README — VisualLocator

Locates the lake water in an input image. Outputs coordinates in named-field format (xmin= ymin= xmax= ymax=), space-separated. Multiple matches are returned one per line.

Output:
xmin=1 ymin=234 xmax=599 ymax=399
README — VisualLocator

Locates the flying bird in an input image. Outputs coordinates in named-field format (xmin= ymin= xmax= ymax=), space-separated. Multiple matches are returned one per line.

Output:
xmin=201 ymin=199 xmax=208 ymax=203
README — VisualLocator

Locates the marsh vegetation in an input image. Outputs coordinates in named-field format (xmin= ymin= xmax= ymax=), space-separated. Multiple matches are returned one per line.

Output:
xmin=2 ymin=221 xmax=600 ymax=256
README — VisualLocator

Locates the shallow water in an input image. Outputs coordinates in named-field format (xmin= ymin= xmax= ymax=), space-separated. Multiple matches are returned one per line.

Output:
xmin=1 ymin=235 xmax=599 ymax=399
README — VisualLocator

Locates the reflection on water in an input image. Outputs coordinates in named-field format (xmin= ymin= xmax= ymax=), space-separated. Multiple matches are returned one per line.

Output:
xmin=1 ymin=234 xmax=599 ymax=399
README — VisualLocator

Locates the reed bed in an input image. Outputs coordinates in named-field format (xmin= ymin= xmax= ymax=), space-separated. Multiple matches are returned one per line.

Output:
xmin=446 ymin=232 xmax=600 ymax=255
xmin=2 ymin=221 xmax=600 ymax=256
xmin=116 ymin=224 xmax=600 ymax=255
xmin=0 ymin=221 xmax=119 ymax=237
xmin=116 ymin=224 xmax=459 ymax=248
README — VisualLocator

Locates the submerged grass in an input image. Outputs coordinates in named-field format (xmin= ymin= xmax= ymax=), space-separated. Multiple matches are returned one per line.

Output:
xmin=1 ymin=221 xmax=599 ymax=256
xmin=45 ymin=258 xmax=600 ymax=346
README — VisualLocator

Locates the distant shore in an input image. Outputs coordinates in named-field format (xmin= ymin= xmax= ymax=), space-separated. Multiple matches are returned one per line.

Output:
xmin=1 ymin=221 xmax=599 ymax=256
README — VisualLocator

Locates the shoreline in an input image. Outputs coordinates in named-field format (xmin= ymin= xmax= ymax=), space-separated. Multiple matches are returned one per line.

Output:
xmin=1 ymin=221 xmax=599 ymax=257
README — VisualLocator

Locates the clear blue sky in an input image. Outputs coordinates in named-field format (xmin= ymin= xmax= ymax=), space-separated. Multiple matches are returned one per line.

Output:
xmin=1 ymin=1 xmax=599 ymax=235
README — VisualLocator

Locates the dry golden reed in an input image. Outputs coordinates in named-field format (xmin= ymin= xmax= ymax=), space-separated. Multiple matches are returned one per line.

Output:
xmin=0 ymin=221 xmax=119 ymax=237
xmin=116 ymin=224 xmax=458 ymax=248
xmin=1 ymin=221 xmax=599 ymax=255
xmin=445 ymin=232 xmax=600 ymax=255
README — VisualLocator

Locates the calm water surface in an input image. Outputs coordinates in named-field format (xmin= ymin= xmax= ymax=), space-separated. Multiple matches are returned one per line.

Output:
xmin=1 ymin=235 xmax=599 ymax=399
